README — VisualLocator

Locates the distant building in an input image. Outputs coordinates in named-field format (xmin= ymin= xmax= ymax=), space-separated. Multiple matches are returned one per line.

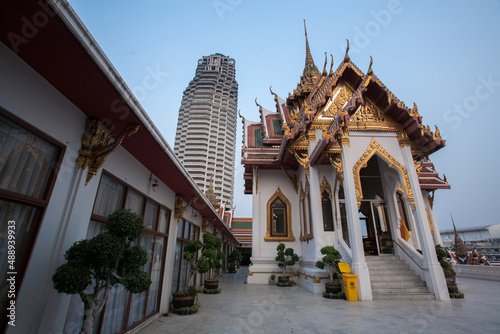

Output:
xmin=231 ymin=217 xmax=253 ymax=265
xmin=174 ymin=54 xmax=238 ymax=207
xmin=441 ymin=224 xmax=500 ymax=264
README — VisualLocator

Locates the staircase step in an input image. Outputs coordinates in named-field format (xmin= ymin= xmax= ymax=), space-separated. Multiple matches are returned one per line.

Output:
xmin=371 ymin=281 xmax=426 ymax=288
xmin=367 ymin=255 xmax=434 ymax=301
xmin=372 ymin=287 xmax=430 ymax=294
xmin=373 ymin=293 xmax=435 ymax=301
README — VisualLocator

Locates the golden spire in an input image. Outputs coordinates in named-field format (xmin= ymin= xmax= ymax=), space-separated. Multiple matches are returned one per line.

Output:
xmin=303 ymin=20 xmax=319 ymax=76
xmin=451 ymin=213 xmax=469 ymax=259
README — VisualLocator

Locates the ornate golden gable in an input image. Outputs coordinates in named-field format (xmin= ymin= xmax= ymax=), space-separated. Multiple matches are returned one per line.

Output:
xmin=349 ymin=99 xmax=400 ymax=132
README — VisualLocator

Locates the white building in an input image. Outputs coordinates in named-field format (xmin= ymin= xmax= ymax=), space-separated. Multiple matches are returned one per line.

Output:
xmin=241 ymin=26 xmax=451 ymax=301
xmin=0 ymin=1 xmax=237 ymax=332
xmin=174 ymin=54 xmax=238 ymax=207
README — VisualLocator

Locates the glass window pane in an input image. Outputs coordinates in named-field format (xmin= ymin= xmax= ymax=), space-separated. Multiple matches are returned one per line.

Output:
xmin=93 ymin=175 xmax=125 ymax=217
xmin=340 ymin=202 xmax=350 ymax=247
xmin=0 ymin=115 xmax=59 ymax=198
xmin=125 ymin=190 xmax=144 ymax=215
xmin=183 ymin=222 xmax=190 ymax=239
xmin=157 ymin=208 xmax=170 ymax=234
xmin=128 ymin=233 xmax=154 ymax=326
xmin=0 ymin=200 xmax=38 ymax=313
xmin=100 ymin=285 xmax=128 ymax=334
xmin=322 ymin=191 xmax=334 ymax=231
xmin=171 ymin=240 xmax=182 ymax=293
xmin=143 ymin=200 xmax=159 ymax=230
xmin=272 ymin=208 xmax=286 ymax=235
xmin=146 ymin=236 xmax=165 ymax=315
xmin=177 ymin=220 xmax=184 ymax=239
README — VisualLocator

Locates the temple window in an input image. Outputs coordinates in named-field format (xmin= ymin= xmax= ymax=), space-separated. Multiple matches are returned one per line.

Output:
xmin=265 ymin=187 xmax=294 ymax=241
xmin=322 ymin=190 xmax=334 ymax=231
xmin=338 ymin=185 xmax=350 ymax=247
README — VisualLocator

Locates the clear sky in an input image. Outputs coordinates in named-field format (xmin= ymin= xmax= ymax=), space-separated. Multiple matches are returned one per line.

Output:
xmin=67 ymin=0 xmax=500 ymax=230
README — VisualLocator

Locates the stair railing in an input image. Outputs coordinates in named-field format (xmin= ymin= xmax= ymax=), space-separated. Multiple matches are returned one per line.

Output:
xmin=392 ymin=239 xmax=428 ymax=271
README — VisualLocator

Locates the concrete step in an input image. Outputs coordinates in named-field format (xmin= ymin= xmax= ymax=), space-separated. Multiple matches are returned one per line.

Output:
xmin=373 ymin=293 xmax=435 ymax=301
xmin=371 ymin=280 xmax=427 ymax=288
xmin=372 ymin=287 xmax=431 ymax=294
xmin=367 ymin=255 xmax=434 ymax=300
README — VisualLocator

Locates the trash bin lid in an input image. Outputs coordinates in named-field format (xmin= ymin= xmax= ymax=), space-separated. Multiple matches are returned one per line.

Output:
xmin=338 ymin=262 xmax=351 ymax=273
xmin=343 ymin=273 xmax=358 ymax=278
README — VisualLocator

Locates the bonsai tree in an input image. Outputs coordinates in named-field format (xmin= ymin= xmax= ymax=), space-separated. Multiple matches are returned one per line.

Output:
xmin=275 ymin=243 xmax=299 ymax=276
xmin=198 ymin=232 xmax=225 ymax=281
xmin=436 ymin=244 xmax=456 ymax=277
xmin=52 ymin=209 xmax=151 ymax=334
xmin=315 ymin=246 xmax=342 ymax=285
xmin=228 ymin=249 xmax=242 ymax=272
xmin=181 ymin=238 xmax=204 ymax=295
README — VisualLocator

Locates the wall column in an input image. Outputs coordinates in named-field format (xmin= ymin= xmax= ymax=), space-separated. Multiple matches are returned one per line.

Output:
xmin=251 ymin=166 xmax=261 ymax=258
xmin=401 ymin=146 xmax=449 ymax=300
xmin=341 ymin=146 xmax=372 ymax=301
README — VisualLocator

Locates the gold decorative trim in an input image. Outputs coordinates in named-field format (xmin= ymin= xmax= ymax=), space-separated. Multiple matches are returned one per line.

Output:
xmin=202 ymin=218 xmax=209 ymax=233
xmin=397 ymin=131 xmax=412 ymax=148
xmin=77 ymin=118 xmax=139 ymax=185
xmin=293 ymin=151 xmax=310 ymax=177
xmin=320 ymin=176 xmax=332 ymax=196
xmin=174 ymin=195 xmax=198 ymax=225
xmin=353 ymin=138 xmax=415 ymax=209
xmin=329 ymin=156 xmax=344 ymax=182
xmin=426 ymin=208 xmax=434 ymax=235
xmin=265 ymin=187 xmax=295 ymax=242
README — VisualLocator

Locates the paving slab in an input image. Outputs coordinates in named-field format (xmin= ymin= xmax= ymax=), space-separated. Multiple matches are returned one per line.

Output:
xmin=138 ymin=267 xmax=500 ymax=334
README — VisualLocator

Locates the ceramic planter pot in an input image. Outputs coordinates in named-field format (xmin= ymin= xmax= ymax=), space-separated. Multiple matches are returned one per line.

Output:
xmin=172 ymin=294 xmax=195 ymax=309
xmin=325 ymin=282 xmax=342 ymax=294
xmin=204 ymin=279 xmax=219 ymax=290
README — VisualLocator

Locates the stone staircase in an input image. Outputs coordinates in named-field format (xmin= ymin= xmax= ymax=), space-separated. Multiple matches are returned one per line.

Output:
xmin=366 ymin=255 xmax=435 ymax=300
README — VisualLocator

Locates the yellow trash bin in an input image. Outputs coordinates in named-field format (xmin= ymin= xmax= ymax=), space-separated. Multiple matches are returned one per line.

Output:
xmin=342 ymin=273 xmax=358 ymax=301
xmin=338 ymin=262 xmax=358 ymax=302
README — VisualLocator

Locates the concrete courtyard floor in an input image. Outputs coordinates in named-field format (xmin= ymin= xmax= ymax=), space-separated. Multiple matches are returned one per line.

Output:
xmin=138 ymin=267 xmax=500 ymax=334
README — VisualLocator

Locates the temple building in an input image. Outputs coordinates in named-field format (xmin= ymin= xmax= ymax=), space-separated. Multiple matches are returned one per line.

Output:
xmin=241 ymin=23 xmax=451 ymax=300
xmin=174 ymin=54 xmax=238 ymax=208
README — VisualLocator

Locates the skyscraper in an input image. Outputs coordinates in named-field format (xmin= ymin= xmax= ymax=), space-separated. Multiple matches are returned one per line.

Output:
xmin=174 ymin=54 xmax=238 ymax=208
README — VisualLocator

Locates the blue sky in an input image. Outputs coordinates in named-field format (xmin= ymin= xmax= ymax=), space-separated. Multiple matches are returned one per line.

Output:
xmin=67 ymin=0 xmax=500 ymax=230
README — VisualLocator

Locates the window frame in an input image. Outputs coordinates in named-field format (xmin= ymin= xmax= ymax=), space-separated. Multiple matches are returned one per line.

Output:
xmin=0 ymin=108 xmax=65 ymax=332
xmin=265 ymin=187 xmax=294 ymax=242
xmin=89 ymin=171 xmax=171 ymax=332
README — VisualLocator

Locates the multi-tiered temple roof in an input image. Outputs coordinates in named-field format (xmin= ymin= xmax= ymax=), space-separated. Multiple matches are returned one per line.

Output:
xmin=241 ymin=24 xmax=449 ymax=195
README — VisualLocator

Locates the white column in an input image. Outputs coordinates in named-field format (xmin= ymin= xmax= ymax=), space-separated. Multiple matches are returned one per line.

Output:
xmin=251 ymin=166 xmax=261 ymax=258
xmin=309 ymin=166 xmax=323 ymax=251
xmin=401 ymin=146 xmax=449 ymax=300
xmin=341 ymin=146 xmax=372 ymax=301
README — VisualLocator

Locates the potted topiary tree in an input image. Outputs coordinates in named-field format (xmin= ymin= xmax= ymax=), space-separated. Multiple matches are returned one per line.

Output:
xmin=228 ymin=249 xmax=242 ymax=273
xmin=198 ymin=232 xmax=225 ymax=292
xmin=435 ymin=245 xmax=460 ymax=295
xmin=315 ymin=245 xmax=342 ymax=294
xmin=171 ymin=239 xmax=203 ymax=310
xmin=275 ymin=243 xmax=299 ymax=286
xmin=52 ymin=209 xmax=152 ymax=334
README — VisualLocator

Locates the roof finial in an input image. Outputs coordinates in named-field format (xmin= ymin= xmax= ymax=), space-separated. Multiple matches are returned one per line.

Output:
xmin=343 ymin=39 xmax=350 ymax=63
xmin=303 ymin=20 xmax=319 ymax=76
xmin=367 ymin=56 xmax=374 ymax=76
xmin=322 ymin=52 xmax=328 ymax=76
xmin=329 ymin=54 xmax=334 ymax=76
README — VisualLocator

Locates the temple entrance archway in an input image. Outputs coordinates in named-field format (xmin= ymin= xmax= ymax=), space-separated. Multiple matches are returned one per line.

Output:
xmin=358 ymin=154 xmax=394 ymax=256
